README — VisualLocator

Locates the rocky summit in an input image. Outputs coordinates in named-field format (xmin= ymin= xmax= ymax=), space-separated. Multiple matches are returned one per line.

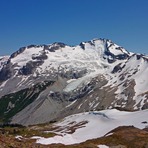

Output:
xmin=0 ymin=38 xmax=147 ymax=126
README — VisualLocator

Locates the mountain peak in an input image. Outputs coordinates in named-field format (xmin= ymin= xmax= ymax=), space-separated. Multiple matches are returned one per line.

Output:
xmin=0 ymin=38 xmax=132 ymax=81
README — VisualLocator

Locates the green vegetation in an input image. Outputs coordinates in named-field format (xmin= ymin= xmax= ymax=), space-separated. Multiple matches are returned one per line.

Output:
xmin=0 ymin=126 xmax=55 ymax=138
xmin=0 ymin=81 xmax=54 ymax=123
xmin=0 ymin=124 xmax=56 ymax=148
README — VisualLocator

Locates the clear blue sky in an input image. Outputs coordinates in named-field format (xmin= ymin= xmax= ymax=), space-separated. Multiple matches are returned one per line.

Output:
xmin=0 ymin=0 xmax=148 ymax=56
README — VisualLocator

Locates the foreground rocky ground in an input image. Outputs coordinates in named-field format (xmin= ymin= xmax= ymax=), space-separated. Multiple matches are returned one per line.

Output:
xmin=0 ymin=125 xmax=148 ymax=148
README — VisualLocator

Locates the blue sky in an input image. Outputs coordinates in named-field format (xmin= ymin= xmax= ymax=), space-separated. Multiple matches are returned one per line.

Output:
xmin=0 ymin=0 xmax=148 ymax=56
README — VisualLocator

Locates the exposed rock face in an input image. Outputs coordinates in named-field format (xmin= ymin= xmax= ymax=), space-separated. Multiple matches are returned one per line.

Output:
xmin=48 ymin=42 xmax=66 ymax=52
xmin=0 ymin=38 xmax=147 ymax=125
xmin=10 ymin=47 xmax=26 ymax=59
xmin=0 ymin=62 xmax=13 ymax=81
xmin=0 ymin=56 xmax=10 ymax=81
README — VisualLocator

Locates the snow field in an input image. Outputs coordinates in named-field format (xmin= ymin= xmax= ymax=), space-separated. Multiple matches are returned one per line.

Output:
xmin=33 ymin=109 xmax=148 ymax=145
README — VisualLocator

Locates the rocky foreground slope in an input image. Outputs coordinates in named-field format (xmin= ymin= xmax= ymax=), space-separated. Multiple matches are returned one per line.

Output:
xmin=0 ymin=38 xmax=147 ymax=125
xmin=0 ymin=109 xmax=148 ymax=148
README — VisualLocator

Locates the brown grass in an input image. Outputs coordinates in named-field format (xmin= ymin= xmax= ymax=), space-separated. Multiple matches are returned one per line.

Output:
xmin=0 ymin=126 xmax=148 ymax=148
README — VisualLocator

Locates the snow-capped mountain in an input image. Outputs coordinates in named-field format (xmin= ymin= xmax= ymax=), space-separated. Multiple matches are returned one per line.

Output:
xmin=0 ymin=38 xmax=147 ymax=125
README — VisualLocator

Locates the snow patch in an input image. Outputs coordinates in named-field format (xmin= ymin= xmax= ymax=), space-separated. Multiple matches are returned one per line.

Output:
xmin=98 ymin=145 xmax=109 ymax=148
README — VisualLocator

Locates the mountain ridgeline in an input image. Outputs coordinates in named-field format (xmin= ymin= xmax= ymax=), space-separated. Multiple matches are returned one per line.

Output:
xmin=0 ymin=38 xmax=147 ymax=125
